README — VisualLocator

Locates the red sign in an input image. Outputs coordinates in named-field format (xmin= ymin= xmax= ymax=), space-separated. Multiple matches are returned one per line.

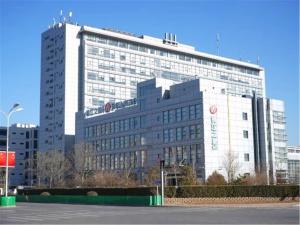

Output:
xmin=209 ymin=105 xmax=218 ymax=114
xmin=0 ymin=151 xmax=16 ymax=167
xmin=104 ymin=102 xmax=112 ymax=113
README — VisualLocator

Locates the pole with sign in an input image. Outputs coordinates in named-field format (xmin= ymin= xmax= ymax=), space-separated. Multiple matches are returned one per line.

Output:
xmin=0 ymin=103 xmax=23 ymax=199
xmin=160 ymin=160 xmax=165 ymax=206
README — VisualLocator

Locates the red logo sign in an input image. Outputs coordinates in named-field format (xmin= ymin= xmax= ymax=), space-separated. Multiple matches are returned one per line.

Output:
xmin=0 ymin=151 xmax=16 ymax=167
xmin=209 ymin=105 xmax=217 ymax=114
xmin=104 ymin=102 xmax=112 ymax=113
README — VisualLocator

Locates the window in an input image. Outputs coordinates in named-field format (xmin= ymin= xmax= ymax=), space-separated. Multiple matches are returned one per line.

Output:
xmin=163 ymin=129 xmax=169 ymax=143
xmin=169 ymin=129 xmax=175 ymax=142
xmin=163 ymin=111 xmax=168 ymax=124
xmin=244 ymin=153 xmax=250 ymax=162
xmin=176 ymin=108 xmax=182 ymax=122
xmin=196 ymin=124 xmax=201 ymax=138
xmin=195 ymin=104 xmax=201 ymax=119
xmin=182 ymin=106 xmax=189 ymax=121
xmin=190 ymin=125 xmax=196 ymax=139
xmin=189 ymin=105 xmax=195 ymax=120
xmin=243 ymin=130 xmax=249 ymax=139
xmin=169 ymin=110 xmax=175 ymax=123
xmin=182 ymin=126 xmax=189 ymax=140
xmin=242 ymin=112 xmax=248 ymax=120
xmin=176 ymin=127 xmax=182 ymax=141
xmin=34 ymin=130 xmax=38 ymax=139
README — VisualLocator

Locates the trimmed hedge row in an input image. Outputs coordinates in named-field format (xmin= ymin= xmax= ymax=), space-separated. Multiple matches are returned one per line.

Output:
xmin=18 ymin=187 xmax=158 ymax=196
xmin=18 ymin=185 xmax=299 ymax=198
xmin=164 ymin=185 xmax=300 ymax=198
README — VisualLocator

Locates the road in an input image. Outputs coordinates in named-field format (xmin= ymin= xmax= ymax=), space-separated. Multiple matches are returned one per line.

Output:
xmin=0 ymin=202 xmax=299 ymax=224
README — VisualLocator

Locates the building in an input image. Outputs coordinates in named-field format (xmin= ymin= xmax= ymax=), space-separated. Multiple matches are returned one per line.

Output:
xmin=76 ymin=78 xmax=274 ymax=183
xmin=41 ymin=18 xmax=288 ymax=183
xmin=287 ymin=146 xmax=300 ymax=184
xmin=40 ymin=19 xmax=265 ymax=153
xmin=0 ymin=124 xmax=38 ymax=187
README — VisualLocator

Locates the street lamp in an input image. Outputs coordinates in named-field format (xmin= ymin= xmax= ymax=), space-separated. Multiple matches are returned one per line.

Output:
xmin=0 ymin=103 xmax=23 ymax=197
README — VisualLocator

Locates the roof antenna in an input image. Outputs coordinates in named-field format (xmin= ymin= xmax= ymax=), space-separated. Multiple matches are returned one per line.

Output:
xmin=257 ymin=56 xmax=260 ymax=65
xmin=60 ymin=9 xmax=63 ymax=23
xmin=68 ymin=11 xmax=73 ymax=23
xmin=52 ymin=18 xmax=56 ymax=26
xmin=216 ymin=33 xmax=220 ymax=56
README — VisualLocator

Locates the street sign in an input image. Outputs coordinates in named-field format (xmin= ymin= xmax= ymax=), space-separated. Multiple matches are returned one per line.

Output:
xmin=0 ymin=151 xmax=16 ymax=167
xmin=154 ymin=180 xmax=161 ymax=185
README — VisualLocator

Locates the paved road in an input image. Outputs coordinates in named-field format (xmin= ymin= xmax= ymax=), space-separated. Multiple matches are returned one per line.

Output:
xmin=0 ymin=202 xmax=299 ymax=224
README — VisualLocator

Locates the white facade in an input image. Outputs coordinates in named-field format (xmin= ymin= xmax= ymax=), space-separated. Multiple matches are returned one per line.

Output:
xmin=39 ymin=23 xmax=80 ymax=152
xmin=76 ymin=78 xmax=256 ymax=182
xmin=287 ymin=146 xmax=300 ymax=184
xmin=0 ymin=124 xmax=38 ymax=187
xmin=40 ymin=22 xmax=265 ymax=152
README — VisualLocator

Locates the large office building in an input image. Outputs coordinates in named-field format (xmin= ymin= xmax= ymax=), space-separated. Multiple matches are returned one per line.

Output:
xmin=40 ymin=21 xmax=265 ymax=152
xmin=40 ymin=19 xmax=288 ymax=183
xmin=0 ymin=124 xmax=38 ymax=187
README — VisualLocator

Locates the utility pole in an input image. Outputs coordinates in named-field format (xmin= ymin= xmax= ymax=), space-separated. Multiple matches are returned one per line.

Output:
xmin=160 ymin=160 xmax=165 ymax=206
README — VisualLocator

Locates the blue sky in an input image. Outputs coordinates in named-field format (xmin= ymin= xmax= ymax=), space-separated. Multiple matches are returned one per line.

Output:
xmin=0 ymin=0 xmax=299 ymax=145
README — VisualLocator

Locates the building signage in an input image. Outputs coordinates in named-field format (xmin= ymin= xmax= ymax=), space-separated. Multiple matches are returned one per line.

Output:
xmin=209 ymin=105 xmax=218 ymax=114
xmin=86 ymin=98 xmax=137 ymax=117
xmin=0 ymin=151 xmax=16 ymax=168
xmin=104 ymin=102 xmax=112 ymax=113
xmin=210 ymin=105 xmax=218 ymax=150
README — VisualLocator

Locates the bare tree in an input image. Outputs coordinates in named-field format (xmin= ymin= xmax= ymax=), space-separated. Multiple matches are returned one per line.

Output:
xmin=0 ymin=168 xmax=5 ymax=188
xmin=222 ymin=151 xmax=240 ymax=183
xmin=67 ymin=142 xmax=96 ymax=186
xmin=243 ymin=172 xmax=268 ymax=185
xmin=37 ymin=150 xmax=68 ymax=188
xmin=144 ymin=165 xmax=160 ymax=186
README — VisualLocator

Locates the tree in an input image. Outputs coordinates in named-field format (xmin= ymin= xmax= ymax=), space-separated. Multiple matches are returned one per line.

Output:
xmin=223 ymin=151 xmax=240 ymax=183
xmin=206 ymin=171 xmax=227 ymax=185
xmin=242 ymin=172 xmax=269 ymax=185
xmin=0 ymin=168 xmax=5 ymax=188
xmin=68 ymin=142 xmax=96 ymax=186
xmin=37 ymin=149 xmax=69 ymax=188
xmin=179 ymin=165 xmax=198 ymax=185
xmin=144 ymin=165 xmax=160 ymax=186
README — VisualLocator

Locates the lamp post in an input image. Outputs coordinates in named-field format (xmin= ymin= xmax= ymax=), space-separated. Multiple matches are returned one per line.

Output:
xmin=0 ymin=103 xmax=23 ymax=197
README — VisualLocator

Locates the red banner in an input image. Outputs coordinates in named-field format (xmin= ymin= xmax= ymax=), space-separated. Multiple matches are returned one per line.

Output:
xmin=0 ymin=151 xmax=15 ymax=167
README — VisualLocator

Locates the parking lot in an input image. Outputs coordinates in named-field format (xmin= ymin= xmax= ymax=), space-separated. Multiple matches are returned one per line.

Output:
xmin=1 ymin=202 xmax=299 ymax=224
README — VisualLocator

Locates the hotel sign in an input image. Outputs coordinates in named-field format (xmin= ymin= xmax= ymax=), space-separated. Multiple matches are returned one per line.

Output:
xmin=210 ymin=105 xmax=218 ymax=150
xmin=86 ymin=98 xmax=137 ymax=117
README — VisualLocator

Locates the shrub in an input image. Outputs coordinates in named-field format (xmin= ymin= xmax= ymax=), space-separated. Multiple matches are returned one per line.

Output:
xmin=179 ymin=166 xmax=198 ymax=186
xmin=86 ymin=191 xmax=98 ymax=196
xmin=18 ymin=187 xmax=158 ymax=196
xmin=206 ymin=171 xmax=227 ymax=185
xmin=170 ymin=185 xmax=299 ymax=198
xmin=40 ymin=191 xmax=51 ymax=196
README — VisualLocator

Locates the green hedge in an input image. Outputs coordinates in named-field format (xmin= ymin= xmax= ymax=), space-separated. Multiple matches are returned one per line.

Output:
xmin=16 ymin=195 xmax=161 ymax=206
xmin=18 ymin=185 xmax=300 ymax=198
xmin=18 ymin=187 xmax=158 ymax=196
xmin=164 ymin=185 xmax=300 ymax=198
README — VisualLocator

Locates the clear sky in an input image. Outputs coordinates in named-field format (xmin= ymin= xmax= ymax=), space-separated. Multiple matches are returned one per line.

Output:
xmin=0 ymin=0 xmax=299 ymax=145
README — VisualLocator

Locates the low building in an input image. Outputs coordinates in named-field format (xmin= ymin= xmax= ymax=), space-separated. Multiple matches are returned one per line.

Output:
xmin=287 ymin=146 xmax=300 ymax=184
xmin=0 ymin=124 xmax=39 ymax=187
xmin=76 ymin=78 xmax=285 ymax=183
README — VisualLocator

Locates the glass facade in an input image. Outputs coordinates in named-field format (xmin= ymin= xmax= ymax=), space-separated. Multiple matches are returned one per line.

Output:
xmin=82 ymin=33 xmax=263 ymax=111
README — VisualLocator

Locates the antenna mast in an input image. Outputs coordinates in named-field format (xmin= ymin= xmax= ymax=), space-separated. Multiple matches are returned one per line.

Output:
xmin=216 ymin=33 xmax=220 ymax=56
xmin=60 ymin=9 xmax=63 ymax=23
